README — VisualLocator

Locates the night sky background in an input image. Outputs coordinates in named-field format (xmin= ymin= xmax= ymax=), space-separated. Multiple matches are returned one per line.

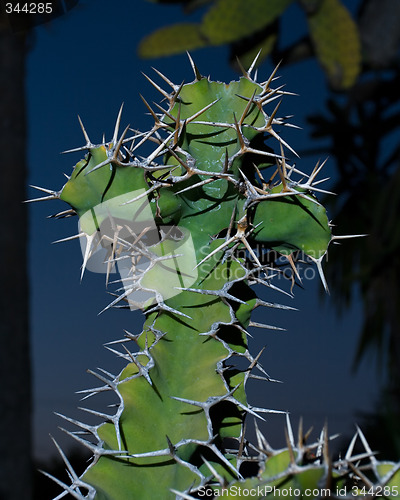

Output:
xmin=25 ymin=0 xmax=380 ymax=463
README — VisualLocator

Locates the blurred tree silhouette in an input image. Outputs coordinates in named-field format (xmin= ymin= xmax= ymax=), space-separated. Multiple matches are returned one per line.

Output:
xmin=0 ymin=11 xmax=32 ymax=500
xmin=138 ymin=0 xmax=400 ymax=457
xmin=0 ymin=3 xmax=79 ymax=499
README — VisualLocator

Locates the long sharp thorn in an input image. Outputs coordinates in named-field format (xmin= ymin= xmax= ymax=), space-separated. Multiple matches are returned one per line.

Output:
xmin=114 ymin=123 xmax=130 ymax=156
xmin=332 ymin=234 xmax=368 ymax=240
xmin=271 ymin=128 xmax=299 ymax=158
xmin=171 ymin=80 xmax=185 ymax=106
xmin=301 ymin=184 xmax=335 ymax=195
xmin=80 ymin=233 xmax=97 ymax=282
xmin=317 ymin=261 xmax=329 ymax=294
xmin=255 ymin=299 xmax=298 ymax=311
xmin=238 ymin=90 xmax=256 ymax=126
xmin=50 ymin=436 xmax=79 ymax=480
xmin=174 ymin=177 xmax=215 ymax=195
xmin=226 ymin=203 xmax=237 ymax=240
xmin=84 ymin=157 xmax=111 ymax=176
xmin=112 ymin=103 xmax=124 ymax=146
xmin=174 ymin=102 xmax=181 ymax=145
xmin=235 ymin=55 xmax=248 ymax=79
xmin=309 ymin=256 xmax=329 ymax=294
xmin=241 ymin=236 xmax=262 ymax=268
xmin=312 ymin=176 xmax=330 ymax=186
xmin=54 ymin=412 xmax=94 ymax=433
xmin=28 ymin=185 xmax=58 ymax=195
xmin=345 ymin=431 xmax=358 ymax=460
xmin=249 ymin=321 xmax=286 ymax=331
xmin=98 ymin=287 xmax=134 ymax=315
xmin=262 ymin=61 xmax=282 ymax=94
xmin=194 ymin=236 xmax=235 ymax=270
xmin=201 ymin=455 xmax=224 ymax=485
xmin=146 ymin=129 xmax=176 ymax=163
xmin=233 ymin=113 xmax=246 ymax=150
xmin=151 ymin=66 xmax=175 ymax=90
xmin=223 ymin=149 xmax=229 ymax=173
xmin=24 ymin=194 xmax=59 ymax=203
xmin=245 ymin=146 xmax=283 ymax=160
xmin=266 ymin=99 xmax=282 ymax=129
xmin=276 ymin=146 xmax=289 ymax=191
xmin=165 ymin=146 xmax=191 ymax=173
xmin=285 ymin=253 xmax=302 ymax=283
xmin=247 ymin=49 xmax=262 ymax=78
xmin=142 ymin=72 xmax=170 ymax=100
xmin=47 ymin=208 xmax=75 ymax=219
xmin=186 ymin=51 xmax=202 ymax=81
xmin=186 ymin=98 xmax=220 ymax=124
xmin=286 ymin=413 xmax=295 ymax=448
xmin=309 ymin=158 xmax=327 ymax=184
xmin=356 ymin=425 xmax=377 ymax=466
xmin=61 ymin=144 xmax=93 ymax=154
xmin=77 ymin=115 xmax=91 ymax=145
xmin=298 ymin=417 xmax=304 ymax=448
xmin=52 ymin=233 xmax=84 ymax=244
xmin=140 ymin=94 xmax=160 ymax=124
xmin=248 ymin=346 xmax=265 ymax=372
xmin=208 ymin=443 xmax=243 ymax=479
xmin=322 ymin=421 xmax=330 ymax=465
xmin=39 ymin=470 xmax=86 ymax=500
xmin=152 ymin=100 xmax=177 ymax=124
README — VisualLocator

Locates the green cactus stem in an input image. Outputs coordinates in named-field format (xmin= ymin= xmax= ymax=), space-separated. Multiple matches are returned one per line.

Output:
xmin=30 ymin=54 xmax=379 ymax=499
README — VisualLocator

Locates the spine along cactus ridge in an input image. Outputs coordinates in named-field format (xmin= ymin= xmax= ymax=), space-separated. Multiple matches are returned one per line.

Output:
xmin=30 ymin=54 xmax=400 ymax=499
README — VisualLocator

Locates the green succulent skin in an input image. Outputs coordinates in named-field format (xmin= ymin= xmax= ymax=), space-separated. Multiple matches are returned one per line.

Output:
xmin=37 ymin=60 xmax=399 ymax=500
xmin=251 ymin=185 xmax=331 ymax=258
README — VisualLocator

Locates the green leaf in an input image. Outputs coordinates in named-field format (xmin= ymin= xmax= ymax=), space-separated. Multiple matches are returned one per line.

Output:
xmin=304 ymin=0 xmax=361 ymax=89
xmin=201 ymin=0 xmax=294 ymax=45
xmin=138 ymin=23 xmax=206 ymax=58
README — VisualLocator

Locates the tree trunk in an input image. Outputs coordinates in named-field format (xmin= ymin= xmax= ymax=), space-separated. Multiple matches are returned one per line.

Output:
xmin=0 ymin=16 xmax=31 ymax=500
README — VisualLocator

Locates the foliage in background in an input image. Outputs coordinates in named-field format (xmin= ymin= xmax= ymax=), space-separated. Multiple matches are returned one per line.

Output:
xmin=138 ymin=0 xmax=361 ymax=90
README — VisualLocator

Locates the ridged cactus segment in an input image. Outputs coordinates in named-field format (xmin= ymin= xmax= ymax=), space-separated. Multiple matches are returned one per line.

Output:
xmin=32 ymin=56 xmax=369 ymax=500
xmin=59 ymin=249 xmax=263 ymax=499
xmin=60 ymin=146 xmax=152 ymax=235
xmin=81 ymin=316 xmax=233 ymax=499
xmin=252 ymin=184 xmax=331 ymax=258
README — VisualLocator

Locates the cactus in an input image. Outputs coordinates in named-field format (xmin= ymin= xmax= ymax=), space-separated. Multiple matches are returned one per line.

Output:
xmin=31 ymin=55 xmax=399 ymax=499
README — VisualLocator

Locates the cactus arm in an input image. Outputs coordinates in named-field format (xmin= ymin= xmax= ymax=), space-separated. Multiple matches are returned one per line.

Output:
xmin=35 ymin=58 xmax=398 ymax=500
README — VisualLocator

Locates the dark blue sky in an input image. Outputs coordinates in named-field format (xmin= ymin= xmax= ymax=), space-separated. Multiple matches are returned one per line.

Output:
xmin=26 ymin=0 xmax=379 ymax=461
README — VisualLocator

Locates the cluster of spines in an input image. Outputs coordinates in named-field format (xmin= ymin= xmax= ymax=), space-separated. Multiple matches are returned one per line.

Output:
xmin=42 ymin=407 xmax=400 ymax=499
xmin=39 ymin=319 xmax=284 ymax=498
xmin=28 ymin=54 xmax=361 ymax=299
xmin=30 ymin=54 xmax=369 ymax=499
xmin=172 ymin=417 xmax=400 ymax=499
